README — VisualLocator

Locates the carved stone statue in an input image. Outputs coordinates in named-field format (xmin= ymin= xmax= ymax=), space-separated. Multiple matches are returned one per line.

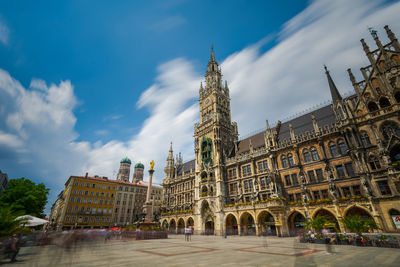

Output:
xmin=329 ymin=182 xmax=339 ymax=199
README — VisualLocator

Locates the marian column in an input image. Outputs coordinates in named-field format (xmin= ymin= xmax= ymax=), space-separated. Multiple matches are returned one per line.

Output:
xmin=143 ymin=160 xmax=155 ymax=222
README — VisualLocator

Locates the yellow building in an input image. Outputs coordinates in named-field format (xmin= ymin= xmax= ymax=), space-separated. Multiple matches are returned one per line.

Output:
xmin=58 ymin=174 xmax=117 ymax=230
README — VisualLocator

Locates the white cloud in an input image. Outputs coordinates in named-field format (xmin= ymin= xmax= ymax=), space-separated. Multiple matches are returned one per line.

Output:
xmin=1 ymin=0 xmax=400 ymax=214
xmin=0 ymin=17 xmax=9 ymax=45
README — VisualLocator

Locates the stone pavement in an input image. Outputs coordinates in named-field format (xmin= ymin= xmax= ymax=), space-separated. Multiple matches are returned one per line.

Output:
xmin=2 ymin=235 xmax=400 ymax=267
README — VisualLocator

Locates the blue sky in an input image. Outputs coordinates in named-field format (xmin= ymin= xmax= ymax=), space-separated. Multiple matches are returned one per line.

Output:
xmin=0 ymin=0 xmax=399 ymax=214
xmin=0 ymin=0 xmax=306 ymax=144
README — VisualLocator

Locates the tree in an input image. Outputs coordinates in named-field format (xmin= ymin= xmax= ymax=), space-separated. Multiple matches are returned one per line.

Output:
xmin=305 ymin=215 xmax=328 ymax=234
xmin=340 ymin=215 xmax=378 ymax=235
xmin=0 ymin=206 xmax=30 ymax=237
xmin=0 ymin=178 xmax=49 ymax=218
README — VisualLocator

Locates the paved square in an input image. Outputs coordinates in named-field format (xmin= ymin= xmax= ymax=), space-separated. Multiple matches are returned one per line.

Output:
xmin=2 ymin=235 xmax=399 ymax=266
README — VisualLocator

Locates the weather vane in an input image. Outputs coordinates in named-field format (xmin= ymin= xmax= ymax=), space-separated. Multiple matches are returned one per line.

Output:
xmin=368 ymin=27 xmax=378 ymax=39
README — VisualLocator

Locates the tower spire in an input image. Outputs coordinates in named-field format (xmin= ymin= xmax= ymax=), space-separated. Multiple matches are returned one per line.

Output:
xmin=210 ymin=44 xmax=215 ymax=62
xmin=324 ymin=65 xmax=342 ymax=102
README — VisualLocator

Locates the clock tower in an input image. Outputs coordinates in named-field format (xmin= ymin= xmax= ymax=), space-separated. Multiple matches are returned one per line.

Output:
xmin=194 ymin=46 xmax=238 ymax=235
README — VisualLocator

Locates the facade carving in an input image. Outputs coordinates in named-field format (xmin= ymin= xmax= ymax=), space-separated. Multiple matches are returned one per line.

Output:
xmin=160 ymin=26 xmax=400 ymax=236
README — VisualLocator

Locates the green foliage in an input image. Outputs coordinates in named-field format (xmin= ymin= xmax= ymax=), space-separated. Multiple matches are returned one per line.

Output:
xmin=340 ymin=215 xmax=378 ymax=235
xmin=305 ymin=215 xmax=328 ymax=233
xmin=0 ymin=178 xmax=49 ymax=218
xmin=0 ymin=206 xmax=31 ymax=237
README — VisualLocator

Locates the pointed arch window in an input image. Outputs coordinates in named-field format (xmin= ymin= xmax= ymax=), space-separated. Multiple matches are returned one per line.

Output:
xmin=379 ymin=97 xmax=390 ymax=108
xmin=281 ymin=155 xmax=288 ymax=168
xmin=337 ymin=139 xmax=347 ymax=154
xmin=303 ymin=149 xmax=311 ymax=163
xmin=360 ymin=132 xmax=371 ymax=147
xmin=329 ymin=142 xmax=339 ymax=158
xmin=381 ymin=121 xmax=400 ymax=140
xmin=310 ymin=147 xmax=319 ymax=161
xmin=287 ymin=153 xmax=295 ymax=167
xmin=367 ymin=102 xmax=379 ymax=112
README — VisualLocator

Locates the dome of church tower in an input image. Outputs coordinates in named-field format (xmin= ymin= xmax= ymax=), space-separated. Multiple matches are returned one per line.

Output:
xmin=120 ymin=157 xmax=131 ymax=164
xmin=134 ymin=162 xmax=144 ymax=169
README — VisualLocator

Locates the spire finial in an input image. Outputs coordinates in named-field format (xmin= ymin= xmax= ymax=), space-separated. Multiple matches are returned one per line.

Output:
xmin=324 ymin=65 xmax=342 ymax=102
xmin=210 ymin=44 xmax=215 ymax=61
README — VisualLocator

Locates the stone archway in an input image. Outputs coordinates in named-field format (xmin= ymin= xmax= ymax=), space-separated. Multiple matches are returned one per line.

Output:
xmin=177 ymin=218 xmax=185 ymax=234
xmin=187 ymin=217 xmax=194 ymax=227
xmin=240 ymin=212 xmax=256 ymax=236
xmin=313 ymin=209 xmax=339 ymax=231
xmin=169 ymin=219 xmax=176 ymax=234
xmin=204 ymin=216 xmax=214 ymax=235
xmin=287 ymin=211 xmax=306 ymax=236
xmin=345 ymin=206 xmax=373 ymax=220
xmin=257 ymin=211 xmax=276 ymax=236
xmin=225 ymin=213 xmax=238 ymax=235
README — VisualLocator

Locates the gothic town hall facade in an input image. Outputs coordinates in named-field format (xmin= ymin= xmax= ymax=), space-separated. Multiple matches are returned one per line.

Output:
xmin=160 ymin=26 xmax=400 ymax=236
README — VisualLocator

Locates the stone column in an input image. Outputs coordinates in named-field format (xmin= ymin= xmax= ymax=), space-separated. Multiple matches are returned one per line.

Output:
xmin=143 ymin=169 xmax=154 ymax=222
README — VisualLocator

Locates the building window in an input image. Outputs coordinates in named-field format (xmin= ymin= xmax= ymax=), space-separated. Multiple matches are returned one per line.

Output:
xmin=281 ymin=155 xmax=288 ymax=168
xmin=244 ymin=181 xmax=248 ymax=190
xmin=307 ymin=170 xmax=316 ymax=183
xmin=67 ymin=206 xmax=72 ymax=213
xmin=338 ymin=140 xmax=347 ymax=154
xmin=260 ymin=177 xmax=266 ymax=188
xmin=360 ymin=132 xmax=371 ymax=147
xmin=310 ymin=147 xmax=319 ymax=161
xmin=352 ymin=185 xmax=361 ymax=196
xmin=288 ymin=194 xmax=294 ymax=202
xmin=377 ymin=180 xmax=392 ymax=196
xmin=263 ymin=160 xmax=268 ymax=169
xmin=291 ymin=173 xmax=298 ymax=185
xmin=315 ymin=169 xmax=324 ymax=182
xmin=76 ymin=197 xmax=81 ymax=203
xmin=329 ymin=143 xmax=339 ymax=157
xmin=284 ymin=175 xmax=292 ymax=186
xmin=65 ymin=215 xmax=70 ymax=222
xmin=336 ymin=165 xmax=345 ymax=178
xmin=344 ymin=163 xmax=355 ymax=176
xmin=313 ymin=191 xmax=320 ymax=200
xmin=341 ymin=187 xmax=351 ymax=197
xmin=242 ymin=165 xmax=251 ymax=176
xmin=369 ymin=156 xmax=381 ymax=170
xmin=258 ymin=162 xmax=263 ymax=171
xmin=321 ymin=189 xmax=329 ymax=199
xmin=303 ymin=149 xmax=311 ymax=162
xmin=70 ymin=196 xmax=75 ymax=203
xmin=288 ymin=154 xmax=295 ymax=167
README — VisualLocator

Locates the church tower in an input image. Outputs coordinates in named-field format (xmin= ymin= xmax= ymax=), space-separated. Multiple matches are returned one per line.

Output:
xmin=194 ymin=46 xmax=238 ymax=235
xmin=132 ymin=162 xmax=144 ymax=183
xmin=117 ymin=157 xmax=131 ymax=182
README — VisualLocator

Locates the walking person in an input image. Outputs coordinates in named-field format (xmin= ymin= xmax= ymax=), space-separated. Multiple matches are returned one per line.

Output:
xmin=184 ymin=227 xmax=190 ymax=242
xmin=322 ymin=226 xmax=334 ymax=255
xmin=8 ymin=234 xmax=21 ymax=263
